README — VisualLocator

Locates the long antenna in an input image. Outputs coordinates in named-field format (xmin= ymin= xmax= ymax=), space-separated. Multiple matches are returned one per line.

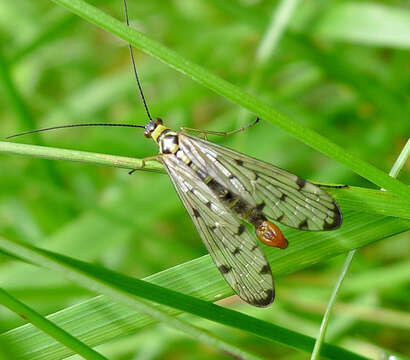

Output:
xmin=6 ymin=123 xmax=145 ymax=139
xmin=6 ymin=1 xmax=152 ymax=140
xmin=123 ymin=0 xmax=152 ymax=121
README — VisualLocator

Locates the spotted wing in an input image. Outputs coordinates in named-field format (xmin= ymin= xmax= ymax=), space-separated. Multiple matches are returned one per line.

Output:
xmin=180 ymin=134 xmax=342 ymax=231
xmin=162 ymin=155 xmax=274 ymax=307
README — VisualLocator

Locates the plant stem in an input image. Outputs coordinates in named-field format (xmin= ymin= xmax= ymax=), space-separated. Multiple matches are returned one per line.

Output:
xmin=236 ymin=0 xmax=299 ymax=134
xmin=310 ymin=137 xmax=410 ymax=360
xmin=49 ymin=0 xmax=410 ymax=201
xmin=0 ymin=236 xmax=367 ymax=360
xmin=310 ymin=251 xmax=355 ymax=359
xmin=389 ymin=138 xmax=410 ymax=179
xmin=0 ymin=141 xmax=163 ymax=173
xmin=0 ymin=49 xmax=64 ymax=186
xmin=255 ymin=0 xmax=300 ymax=65
xmin=0 ymin=288 xmax=108 ymax=360
xmin=2 ymin=141 xmax=409 ymax=219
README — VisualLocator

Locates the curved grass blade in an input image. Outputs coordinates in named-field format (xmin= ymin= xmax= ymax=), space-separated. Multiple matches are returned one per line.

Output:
xmin=314 ymin=3 xmax=410 ymax=49
xmin=0 ymin=141 xmax=408 ymax=219
xmin=310 ymin=137 xmax=410 ymax=359
xmin=0 ymin=245 xmax=269 ymax=360
xmin=1 ymin=210 xmax=408 ymax=360
xmin=48 ymin=0 xmax=410 ymax=202
xmin=0 ymin=288 xmax=107 ymax=360
xmin=0 ymin=141 xmax=163 ymax=173
xmin=0 ymin=236 xmax=368 ymax=360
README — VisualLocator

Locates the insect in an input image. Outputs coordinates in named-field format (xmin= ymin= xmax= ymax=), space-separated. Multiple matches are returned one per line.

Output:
xmin=7 ymin=0 xmax=342 ymax=307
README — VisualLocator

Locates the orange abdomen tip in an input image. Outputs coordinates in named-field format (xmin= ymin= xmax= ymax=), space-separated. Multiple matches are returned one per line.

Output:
xmin=256 ymin=220 xmax=288 ymax=249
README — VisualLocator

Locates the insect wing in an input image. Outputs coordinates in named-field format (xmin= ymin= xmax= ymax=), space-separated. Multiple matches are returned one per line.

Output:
xmin=180 ymin=133 xmax=342 ymax=232
xmin=162 ymin=155 xmax=274 ymax=307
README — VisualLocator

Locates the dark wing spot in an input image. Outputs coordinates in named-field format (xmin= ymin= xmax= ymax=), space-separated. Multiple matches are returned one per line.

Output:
xmin=228 ymin=175 xmax=235 ymax=180
xmin=221 ymin=190 xmax=233 ymax=201
xmin=298 ymin=219 xmax=309 ymax=230
xmin=259 ymin=264 xmax=271 ymax=275
xmin=280 ymin=194 xmax=287 ymax=201
xmin=192 ymin=209 xmax=200 ymax=218
xmin=235 ymin=159 xmax=244 ymax=166
xmin=256 ymin=202 xmax=266 ymax=211
xmin=237 ymin=224 xmax=245 ymax=235
xmin=251 ymin=289 xmax=275 ymax=307
xmin=232 ymin=200 xmax=247 ymax=214
xmin=323 ymin=203 xmax=343 ymax=230
xmin=218 ymin=265 xmax=232 ymax=274
xmin=296 ymin=177 xmax=306 ymax=189
xmin=276 ymin=214 xmax=284 ymax=222
xmin=251 ymin=244 xmax=258 ymax=251
xmin=206 ymin=201 xmax=212 ymax=208
xmin=233 ymin=247 xmax=241 ymax=255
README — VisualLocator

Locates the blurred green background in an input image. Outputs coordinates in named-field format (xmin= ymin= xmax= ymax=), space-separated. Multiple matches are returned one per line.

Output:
xmin=0 ymin=0 xmax=409 ymax=359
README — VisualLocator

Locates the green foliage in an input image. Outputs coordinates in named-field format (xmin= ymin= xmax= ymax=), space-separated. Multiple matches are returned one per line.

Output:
xmin=0 ymin=1 xmax=409 ymax=359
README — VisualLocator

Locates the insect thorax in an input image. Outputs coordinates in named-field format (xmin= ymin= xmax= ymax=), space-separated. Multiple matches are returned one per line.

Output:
xmin=159 ymin=133 xmax=179 ymax=154
xmin=157 ymin=130 xmax=267 ymax=229
xmin=152 ymin=125 xmax=179 ymax=155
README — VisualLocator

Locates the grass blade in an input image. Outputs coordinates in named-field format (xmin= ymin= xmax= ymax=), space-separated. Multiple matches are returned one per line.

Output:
xmin=0 ymin=236 xmax=368 ymax=360
xmin=310 ymin=138 xmax=410 ymax=359
xmin=310 ymin=251 xmax=355 ymax=359
xmin=255 ymin=0 xmax=300 ymax=64
xmin=0 ymin=288 xmax=108 ymax=360
xmin=389 ymin=139 xmax=410 ymax=179
xmin=1 ymin=141 xmax=408 ymax=219
xmin=0 ymin=141 xmax=163 ymax=173
xmin=314 ymin=2 xmax=410 ymax=49
xmin=47 ymin=0 xmax=410 ymax=201
xmin=2 ymin=211 xmax=408 ymax=360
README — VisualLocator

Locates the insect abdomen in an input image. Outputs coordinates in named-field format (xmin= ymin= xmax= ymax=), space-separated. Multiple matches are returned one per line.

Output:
xmin=202 ymin=177 xmax=252 ymax=216
xmin=255 ymin=220 xmax=288 ymax=249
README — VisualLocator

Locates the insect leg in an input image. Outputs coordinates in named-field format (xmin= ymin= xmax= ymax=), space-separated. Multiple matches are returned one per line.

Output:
xmin=128 ymin=155 xmax=162 ymax=175
xmin=181 ymin=117 xmax=260 ymax=138
xmin=310 ymin=182 xmax=349 ymax=189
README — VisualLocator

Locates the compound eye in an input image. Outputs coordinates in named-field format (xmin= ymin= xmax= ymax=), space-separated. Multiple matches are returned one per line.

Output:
xmin=144 ymin=118 xmax=163 ymax=138
xmin=144 ymin=123 xmax=154 ymax=138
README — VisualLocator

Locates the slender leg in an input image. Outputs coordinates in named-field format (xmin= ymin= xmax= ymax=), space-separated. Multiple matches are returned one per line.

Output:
xmin=128 ymin=155 xmax=162 ymax=175
xmin=181 ymin=117 xmax=260 ymax=138
xmin=311 ymin=182 xmax=349 ymax=189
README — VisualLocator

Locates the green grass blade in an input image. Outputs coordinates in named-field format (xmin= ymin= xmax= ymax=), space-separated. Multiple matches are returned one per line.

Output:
xmin=255 ymin=0 xmax=300 ymax=64
xmin=0 ymin=141 xmax=163 ymax=173
xmin=0 ymin=249 xmax=281 ymax=360
xmin=0 ymin=49 xmax=63 ymax=186
xmin=48 ymin=0 xmax=410 ymax=201
xmin=281 ymin=291 xmax=410 ymax=331
xmin=1 ymin=141 xmax=408 ymax=219
xmin=389 ymin=139 xmax=410 ymax=179
xmin=9 ymin=15 xmax=77 ymax=65
xmin=0 ymin=236 xmax=368 ymax=360
xmin=0 ymin=288 xmax=108 ymax=360
xmin=324 ymin=186 xmax=410 ymax=219
xmin=0 ymin=50 xmax=37 ymax=132
xmin=342 ymin=260 xmax=410 ymax=296
xmin=2 ymin=211 xmax=408 ymax=360
xmin=310 ymin=251 xmax=355 ymax=360
xmin=310 ymin=138 xmax=410 ymax=359
xmin=314 ymin=2 xmax=410 ymax=49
